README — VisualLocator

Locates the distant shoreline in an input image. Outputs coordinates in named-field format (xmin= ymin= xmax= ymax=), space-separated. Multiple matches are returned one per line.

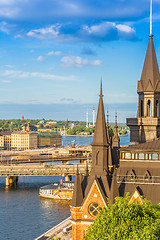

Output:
xmin=63 ymin=135 xmax=93 ymax=137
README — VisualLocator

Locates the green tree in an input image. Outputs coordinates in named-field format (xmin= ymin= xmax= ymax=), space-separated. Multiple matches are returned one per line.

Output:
xmin=84 ymin=195 xmax=160 ymax=240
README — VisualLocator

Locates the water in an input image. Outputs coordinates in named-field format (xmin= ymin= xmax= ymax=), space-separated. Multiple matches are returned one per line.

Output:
xmin=0 ymin=135 xmax=129 ymax=240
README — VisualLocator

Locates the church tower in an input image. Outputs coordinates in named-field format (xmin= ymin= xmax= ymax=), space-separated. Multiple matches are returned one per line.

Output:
xmin=70 ymin=81 xmax=119 ymax=240
xmin=127 ymin=35 xmax=160 ymax=144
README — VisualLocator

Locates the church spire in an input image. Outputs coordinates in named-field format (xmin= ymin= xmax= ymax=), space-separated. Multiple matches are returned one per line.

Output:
xmin=71 ymin=165 xmax=83 ymax=207
xmin=92 ymin=81 xmax=108 ymax=147
xmin=137 ymin=36 xmax=160 ymax=92
xmin=137 ymin=0 xmax=160 ymax=93
xmin=112 ymin=111 xmax=120 ymax=148
xmin=91 ymin=80 xmax=109 ymax=174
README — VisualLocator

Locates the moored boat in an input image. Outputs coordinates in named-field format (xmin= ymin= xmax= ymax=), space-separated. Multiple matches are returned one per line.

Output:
xmin=39 ymin=180 xmax=74 ymax=200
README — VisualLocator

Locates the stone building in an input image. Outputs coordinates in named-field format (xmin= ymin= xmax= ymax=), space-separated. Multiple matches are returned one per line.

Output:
xmin=70 ymin=35 xmax=160 ymax=240
xmin=127 ymin=35 xmax=160 ymax=144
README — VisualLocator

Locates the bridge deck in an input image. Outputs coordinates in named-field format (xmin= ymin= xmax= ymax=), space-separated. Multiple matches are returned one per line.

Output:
xmin=0 ymin=164 xmax=91 ymax=176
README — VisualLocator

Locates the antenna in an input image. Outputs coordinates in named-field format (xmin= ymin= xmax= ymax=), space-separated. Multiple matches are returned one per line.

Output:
xmin=150 ymin=0 xmax=153 ymax=36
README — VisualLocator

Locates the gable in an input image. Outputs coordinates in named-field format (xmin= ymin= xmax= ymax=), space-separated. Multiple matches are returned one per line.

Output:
xmin=81 ymin=179 xmax=107 ymax=220
xmin=129 ymin=188 xmax=143 ymax=205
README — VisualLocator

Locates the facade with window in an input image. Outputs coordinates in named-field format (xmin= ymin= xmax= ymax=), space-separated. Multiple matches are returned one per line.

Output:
xmin=127 ymin=36 xmax=160 ymax=144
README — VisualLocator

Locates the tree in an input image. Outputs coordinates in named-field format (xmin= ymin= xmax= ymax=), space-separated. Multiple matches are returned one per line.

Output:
xmin=84 ymin=195 xmax=160 ymax=240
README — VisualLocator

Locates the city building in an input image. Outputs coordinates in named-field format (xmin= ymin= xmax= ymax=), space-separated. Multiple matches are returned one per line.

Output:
xmin=127 ymin=35 xmax=160 ymax=144
xmin=71 ymin=34 xmax=160 ymax=240
xmin=37 ymin=132 xmax=62 ymax=148
xmin=22 ymin=122 xmax=37 ymax=132
xmin=70 ymin=82 xmax=120 ymax=240
xmin=11 ymin=132 xmax=37 ymax=150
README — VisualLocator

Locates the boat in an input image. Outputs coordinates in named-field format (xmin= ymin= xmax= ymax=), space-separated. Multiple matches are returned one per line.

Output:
xmin=39 ymin=180 xmax=74 ymax=200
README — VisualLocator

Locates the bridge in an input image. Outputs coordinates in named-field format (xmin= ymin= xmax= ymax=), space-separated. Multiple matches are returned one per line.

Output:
xmin=1 ymin=163 xmax=91 ymax=187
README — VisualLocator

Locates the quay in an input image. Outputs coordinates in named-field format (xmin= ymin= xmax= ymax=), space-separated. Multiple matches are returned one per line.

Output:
xmin=35 ymin=217 xmax=72 ymax=240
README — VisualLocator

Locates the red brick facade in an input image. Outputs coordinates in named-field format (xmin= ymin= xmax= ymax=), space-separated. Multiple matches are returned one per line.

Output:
xmin=71 ymin=180 xmax=107 ymax=240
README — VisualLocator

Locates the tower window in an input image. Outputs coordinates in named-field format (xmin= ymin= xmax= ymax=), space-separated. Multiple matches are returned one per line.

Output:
xmin=147 ymin=100 xmax=151 ymax=117
xmin=96 ymin=151 xmax=99 ymax=165
xmin=156 ymin=100 xmax=159 ymax=117
xmin=140 ymin=100 xmax=144 ymax=117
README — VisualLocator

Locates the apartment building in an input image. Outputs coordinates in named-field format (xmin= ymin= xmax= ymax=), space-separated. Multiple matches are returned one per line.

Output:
xmin=37 ymin=132 xmax=62 ymax=148
xmin=11 ymin=132 xmax=37 ymax=150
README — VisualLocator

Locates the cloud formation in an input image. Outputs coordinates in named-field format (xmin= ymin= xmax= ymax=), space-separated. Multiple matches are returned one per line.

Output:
xmin=2 ymin=69 xmax=77 ymax=81
xmin=48 ymin=51 xmax=61 ymax=56
xmin=61 ymin=56 xmax=102 ymax=67
xmin=37 ymin=56 xmax=43 ymax=61
xmin=27 ymin=21 xmax=137 ymax=42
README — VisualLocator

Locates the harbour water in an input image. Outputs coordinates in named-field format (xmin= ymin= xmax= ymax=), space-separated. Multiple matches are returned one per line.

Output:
xmin=0 ymin=135 xmax=129 ymax=240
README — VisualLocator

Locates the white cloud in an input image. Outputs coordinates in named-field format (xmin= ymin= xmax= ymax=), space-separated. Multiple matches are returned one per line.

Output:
xmin=37 ymin=56 xmax=43 ymax=61
xmin=48 ymin=51 xmax=61 ymax=56
xmin=26 ymin=21 xmax=136 ymax=42
xmin=27 ymin=24 xmax=61 ymax=40
xmin=61 ymin=56 xmax=102 ymax=67
xmin=0 ymin=21 xmax=15 ymax=34
xmin=2 ymin=69 xmax=77 ymax=81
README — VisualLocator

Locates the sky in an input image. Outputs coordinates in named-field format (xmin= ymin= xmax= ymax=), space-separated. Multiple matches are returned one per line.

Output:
xmin=0 ymin=0 xmax=160 ymax=121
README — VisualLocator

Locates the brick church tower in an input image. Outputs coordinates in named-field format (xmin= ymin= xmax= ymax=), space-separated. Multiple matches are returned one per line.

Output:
xmin=127 ymin=35 xmax=160 ymax=144
xmin=70 ymin=81 xmax=120 ymax=240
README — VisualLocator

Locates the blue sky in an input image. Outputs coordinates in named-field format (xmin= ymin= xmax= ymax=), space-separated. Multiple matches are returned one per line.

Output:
xmin=0 ymin=0 xmax=160 ymax=121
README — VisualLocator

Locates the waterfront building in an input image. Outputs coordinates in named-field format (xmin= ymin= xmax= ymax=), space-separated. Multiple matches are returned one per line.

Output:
xmin=11 ymin=132 xmax=37 ymax=150
xmin=37 ymin=132 xmax=62 ymax=148
xmin=71 ymin=35 xmax=160 ymax=240
xmin=0 ymin=135 xmax=4 ymax=149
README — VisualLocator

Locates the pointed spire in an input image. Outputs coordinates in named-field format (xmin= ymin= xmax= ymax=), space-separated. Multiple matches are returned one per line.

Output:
xmin=137 ymin=35 xmax=160 ymax=93
xmin=71 ymin=165 xmax=83 ymax=207
xmin=106 ymin=109 xmax=110 ymax=144
xmin=112 ymin=111 xmax=120 ymax=148
xmin=92 ymin=81 xmax=108 ymax=146
xmin=100 ymin=79 xmax=103 ymax=97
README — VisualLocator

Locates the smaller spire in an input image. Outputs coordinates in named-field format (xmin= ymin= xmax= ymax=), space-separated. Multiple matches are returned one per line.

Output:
xmin=71 ymin=165 xmax=83 ymax=207
xmin=99 ymin=79 xmax=103 ymax=97
xmin=106 ymin=109 xmax=110 ymax=144
xmin=112 ymin=111 xmax=120 ymax=148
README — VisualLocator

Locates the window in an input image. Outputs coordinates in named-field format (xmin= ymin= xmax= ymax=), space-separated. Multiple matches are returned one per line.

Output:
xmin=147 ymin=100 xmax=151 ymax=117
xmin=140 ymin=100 xmax=144 ymax=117
xmin=139 ymin=153 xmax=144 ymax=159
xmin=152 ymin=153 xmax=158 ymax=160
xmin=132 ymin=153 xmax=134 ymax=159
xmin=125 ymin=153 xmax=131 ymax=159
xmin=145 ymin=154 xmax=148 ymax=160
xmin=88 ymin=202 xmax=102 ymax=217
xmin=156 ymin=100 xmax=159 ymax=117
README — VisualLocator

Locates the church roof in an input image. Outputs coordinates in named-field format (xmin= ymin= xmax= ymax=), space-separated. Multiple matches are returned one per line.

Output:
xmin=92 ymin=81 xmax=108 ymax=147
xmin=121 ymin=137 xmax=160 ymax=151
xmin=137 ymin=36 xmax=160 ymax=93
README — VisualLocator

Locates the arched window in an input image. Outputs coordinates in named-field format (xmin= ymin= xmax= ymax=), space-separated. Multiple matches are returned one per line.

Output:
xmin=96 ymin=151 xmax=99 ymax=165
xmin=147 ymin=100 xmax=151 ymax=116
xmin=140 ymin=100 xmax=144 ymax=117
xmin=156 ymin=100 xmax=159 ymax=117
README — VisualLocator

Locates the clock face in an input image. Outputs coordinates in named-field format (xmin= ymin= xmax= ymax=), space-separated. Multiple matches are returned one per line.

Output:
xmin=88 ymin=202 xmax=102 ymax=216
